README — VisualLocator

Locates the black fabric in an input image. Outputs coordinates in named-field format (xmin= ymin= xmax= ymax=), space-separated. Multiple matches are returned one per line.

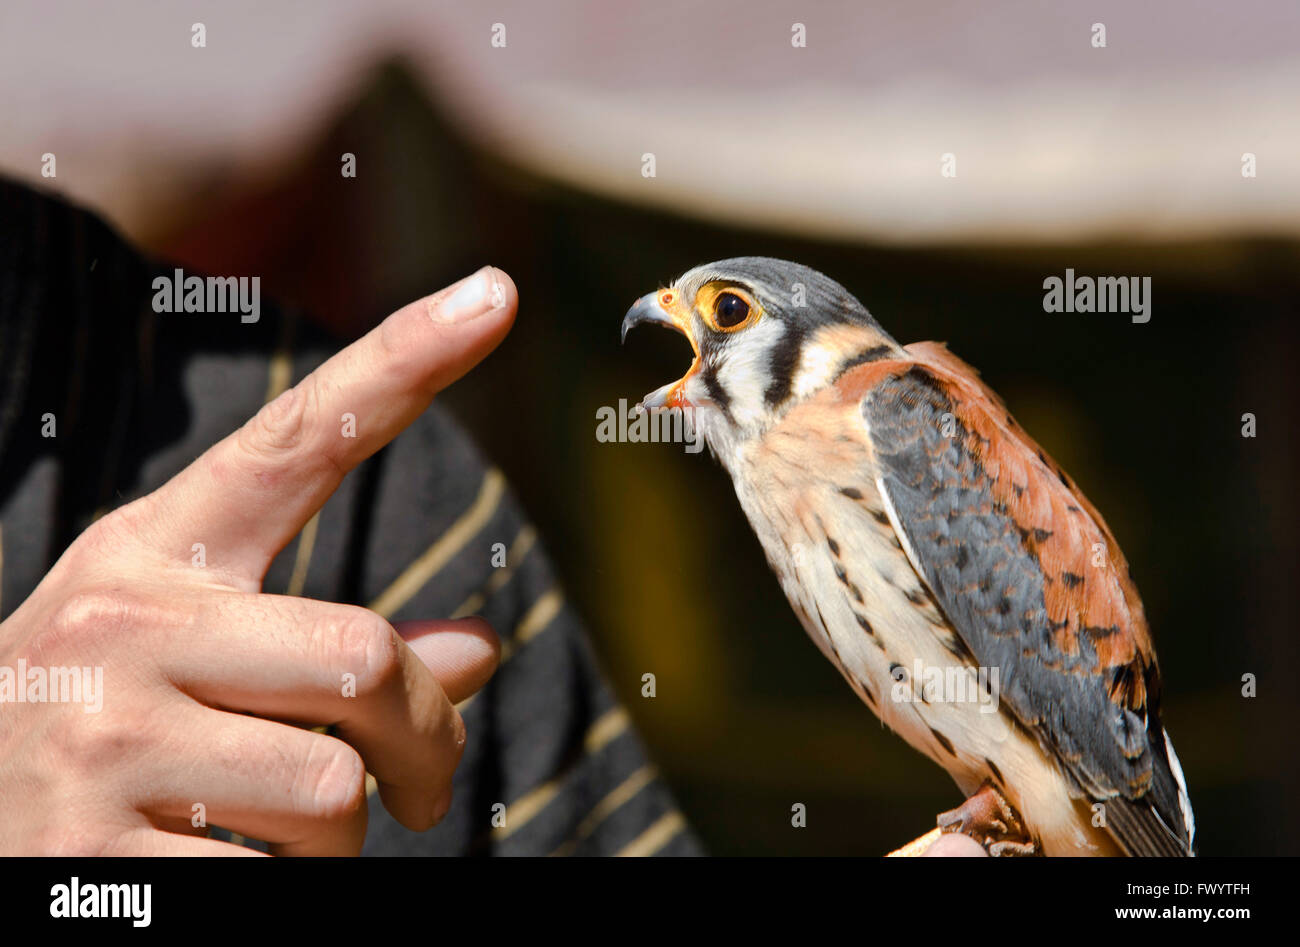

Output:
xmin=0 ymin=176 xmax=700 ymax=856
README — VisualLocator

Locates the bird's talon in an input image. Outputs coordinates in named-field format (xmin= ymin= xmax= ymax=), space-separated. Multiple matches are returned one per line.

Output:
xmin=988 ymin=839 xmax=1039 ymax=858
xmin=936 ymin=781 xmax=1038 ymax=856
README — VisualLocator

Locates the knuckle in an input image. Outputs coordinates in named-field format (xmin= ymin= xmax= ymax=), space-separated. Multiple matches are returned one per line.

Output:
xmin=301 ymin=742 xmax=366 ymax=824
xmin=60 ymin=710 xmax=148 ymax=777
xmin=40 ymin=590 xmax=135 ymax=655
xmin=444 ymin=707 xmax=467 ymax=767
xmin=316 ymin=611 xmax=402 ymax=697
xmin=376 ymin=309 xmax=408 ymax=359
xmin=415 ymin=701 xmax=465 ymax=785
xmin=376 ymin=316 xmax=435 ymax=392
xmin=235 ymin=379 xmax=315 ymax=462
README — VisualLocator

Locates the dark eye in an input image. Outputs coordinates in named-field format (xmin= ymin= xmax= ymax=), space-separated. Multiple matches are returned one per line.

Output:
xmin=714 ymin=292 xmax=751 ymax=328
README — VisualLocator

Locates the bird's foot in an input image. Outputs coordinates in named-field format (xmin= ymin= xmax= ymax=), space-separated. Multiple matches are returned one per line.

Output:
xmin=937 ymin=782 xmax=1039 ymax=857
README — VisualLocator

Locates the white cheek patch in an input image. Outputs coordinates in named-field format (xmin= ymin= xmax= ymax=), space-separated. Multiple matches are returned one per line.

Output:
xmin=790 ymin=337 xmax=843 ymax=399
xmin=713 ymin=318 xmax=787 ymax=431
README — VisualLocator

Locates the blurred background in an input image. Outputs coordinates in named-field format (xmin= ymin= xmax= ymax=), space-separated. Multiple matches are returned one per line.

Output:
xmin=2 ymin=1 xmax=1297 ymax=855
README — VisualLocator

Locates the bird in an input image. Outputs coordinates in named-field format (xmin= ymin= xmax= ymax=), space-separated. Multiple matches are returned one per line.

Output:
xmin=620 ymin=257 xmax=1195 ymax=856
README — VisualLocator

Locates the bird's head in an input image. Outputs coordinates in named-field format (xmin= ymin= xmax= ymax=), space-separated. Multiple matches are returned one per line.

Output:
xmin=621 ymin=257 xmax=901 ymax=450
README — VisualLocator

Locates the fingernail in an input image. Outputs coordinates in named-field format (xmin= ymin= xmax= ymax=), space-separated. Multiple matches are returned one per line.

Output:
xmin=428 ymin=267 xmax=504 ymax=324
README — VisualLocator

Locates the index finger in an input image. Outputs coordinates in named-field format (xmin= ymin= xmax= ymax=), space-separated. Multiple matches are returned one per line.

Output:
xmin=141 ymin=266 xmax=516 ymax=583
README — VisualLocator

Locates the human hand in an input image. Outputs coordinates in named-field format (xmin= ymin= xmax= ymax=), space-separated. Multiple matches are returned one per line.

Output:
xmin=923 ymin=833 xmax=989 ymax=857
xmin=0 ymin=267 xmax=517 ymax=855
xmin=887 ymin=826 xmax=991 ymax=857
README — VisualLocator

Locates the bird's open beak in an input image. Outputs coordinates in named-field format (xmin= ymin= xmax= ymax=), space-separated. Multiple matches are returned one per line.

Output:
xmin=621 ymin=291 xmax=699 ymax=408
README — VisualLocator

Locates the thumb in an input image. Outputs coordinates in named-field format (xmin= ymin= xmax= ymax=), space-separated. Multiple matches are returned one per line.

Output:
xmin=394 ymin=617 xmax=501 ymax=704
xmin=923 ymin=833 xmax=989 ymax=857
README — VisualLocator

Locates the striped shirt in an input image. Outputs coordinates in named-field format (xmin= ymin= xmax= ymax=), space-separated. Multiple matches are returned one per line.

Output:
xmin=0 ymin=176 xmax=700 ymax=856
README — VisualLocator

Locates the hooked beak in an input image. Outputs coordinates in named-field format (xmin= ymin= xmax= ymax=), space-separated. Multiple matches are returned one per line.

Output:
xmin=621 ymin=291 xmax=699 ymax=408
xmin=621 ymin=291 xmax=689 ymax=342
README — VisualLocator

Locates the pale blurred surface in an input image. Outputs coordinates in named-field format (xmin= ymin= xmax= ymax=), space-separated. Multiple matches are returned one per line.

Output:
xmin=3 ymin=0 xmax=1299 ymax=244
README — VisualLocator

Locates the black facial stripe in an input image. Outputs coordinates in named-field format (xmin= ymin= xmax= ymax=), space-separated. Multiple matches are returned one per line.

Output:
xmin=762 ymin=322 xmax=805 ymax=408
xmin=701 ymin=365 xmax=732 ymax=417
xmin=833 ymin=345 xmax=896 ymax=381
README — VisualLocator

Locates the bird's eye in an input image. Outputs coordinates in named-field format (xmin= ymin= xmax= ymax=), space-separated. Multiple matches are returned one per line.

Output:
xmin=714 ymin=292 xmax=751 ymax=328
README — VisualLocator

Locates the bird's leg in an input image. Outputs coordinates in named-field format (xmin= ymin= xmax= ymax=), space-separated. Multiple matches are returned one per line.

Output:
xmin=936 ymin=781 xmax=1039 ymax=856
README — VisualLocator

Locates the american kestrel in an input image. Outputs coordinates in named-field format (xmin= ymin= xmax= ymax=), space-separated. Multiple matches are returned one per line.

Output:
xmin=621 ymin=257 xmax=1195 ymax=856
